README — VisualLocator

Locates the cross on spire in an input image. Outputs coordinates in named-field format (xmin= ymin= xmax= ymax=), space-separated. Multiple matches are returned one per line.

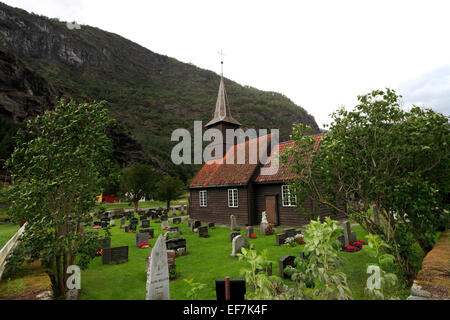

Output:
xmin=217 ymin=49 xmax=226 ymax=76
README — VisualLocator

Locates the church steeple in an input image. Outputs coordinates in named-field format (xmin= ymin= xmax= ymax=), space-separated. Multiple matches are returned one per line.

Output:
xmin=205 ymin=76 xmax=241 ymax=128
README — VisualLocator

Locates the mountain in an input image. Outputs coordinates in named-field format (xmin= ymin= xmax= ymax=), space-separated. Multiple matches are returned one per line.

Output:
xmin=0 ymin=47 xmax=158 ymax=180
xmin=0 ymin=2 xmax=320 ymax=181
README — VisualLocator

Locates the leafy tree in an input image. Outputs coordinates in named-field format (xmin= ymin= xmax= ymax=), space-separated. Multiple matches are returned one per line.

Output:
xmin=3 ymin=99 xmax=114 ymax=296
xmin=155 ymin=175 xmax=185 ymax=209
xmin=283 ymin=88 xmax=449 ymax=277
xmin=120 ymin=163 xmax=157 ymax=212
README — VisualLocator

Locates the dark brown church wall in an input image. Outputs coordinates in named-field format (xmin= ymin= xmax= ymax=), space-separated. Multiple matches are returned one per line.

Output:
xmin=189 ymin=186 xmax=249 ymax=226
xmin=254 ymin=183 xmax=346 ymax=226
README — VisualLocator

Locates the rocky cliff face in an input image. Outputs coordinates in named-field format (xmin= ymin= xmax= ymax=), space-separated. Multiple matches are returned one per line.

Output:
xmin=0 ymin=47 xmax=58 ymax=122
xmin=0 ymin=47 xmax=153 ymax=170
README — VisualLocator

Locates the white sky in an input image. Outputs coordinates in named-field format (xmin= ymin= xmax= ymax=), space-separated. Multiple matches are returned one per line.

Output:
xmin=3 ymin=0 xmax=450 ymax=127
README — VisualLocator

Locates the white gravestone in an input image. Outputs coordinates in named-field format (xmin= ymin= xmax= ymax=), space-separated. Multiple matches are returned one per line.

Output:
xmin=231 ymin=235 xmax=249 ymax=257
xmin=260 ymin=211 xmax=268 ymax=234
xmin=161 ymin=220 xmax=169 ymax=230
xmin=146 ymin=235 xmax=170 ymax=300
xmin=230 ymin=215 xmax=239 ymax=231
xmin=261 ymin=211 xmax=268 ymax=224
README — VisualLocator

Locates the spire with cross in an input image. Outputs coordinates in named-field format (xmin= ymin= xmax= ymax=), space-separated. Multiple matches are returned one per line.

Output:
xmin=218 ymin=49 xmax=226 ymax=77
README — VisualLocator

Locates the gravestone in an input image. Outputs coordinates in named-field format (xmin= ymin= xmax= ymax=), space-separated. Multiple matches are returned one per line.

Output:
xmin=172 ymin=218 xmax=182 ymax=224
xmin=102 ymin=246 xmax=128 ymax=264
xmin=146 ymin=235 xmax=170 ymax=300
xmin=215 ymin=279 xmax=246 ymax=301
xmin=230 ymin=215 xmax=239 ymax=231
xmin=208 ymin=222 xmax=215 ymax=229
xmin=101 ymin=221 xmax=108 ymax=228
xmin=93 ymin=221 xmax=101 ymax=227
xmin=130 ymin=218 xmax=139 ymax=226
xmin=180 ymin=206 xmax=185 ymax=215
xmin=136 ymin=232 xmax=150 ymax=247
xmin=197 ymin=226 xmax=209 ymax=238
xmin=161 ymin=214 xmax=168 ymax=222
xmin=161 ymin=220 xmax=169 ymax=230
xmin=120 ymin=217 xmax=126 ymax=228
xmin=167 ymin=250 xmax=176 ymax=274
xmin=259 ymin=222 xmax=268 ymax=235
xmin=342 ymin=221 xmax=352 ymax=246
xmin=279 ymin=255 xmax=296 ymax=279
xmin=109 ymin=220 xmax=115 ymax=227
xmin=276 ymin=233 xmax=288 ymax=246
xmin=141 ymin=220 xmax=150 ymax=228
xmin=140 ymin=228 xmax=154 ymax=238
xmin=191 ymin=220 xmax=201 ymax=232
xmin=96 ymin=238 xmax=111 ymax=254
xmin=125 ymin=224 xmax=136 ymax=233
xmin=166 ymin=238 xmax=187 ymax=252
xmin=284 ymin=228 xmax=296 ymax=238
xmin=168 ymin=226 xmax=180 ymax=233
xmin=246 ymin=226 xmax=254 ymax=238
xmin=230 ymin=232 xmax=241 ymax=242
xmin=171 ymin=207 xmax=177 ymax=216
xmin=231 ymin=235 xmax=249 ymax=257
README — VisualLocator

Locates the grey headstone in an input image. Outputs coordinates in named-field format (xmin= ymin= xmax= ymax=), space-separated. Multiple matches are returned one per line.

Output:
xmin=246 ymin=226 xmax=254 ymax=238
xmin=198 ymin=226 xmax=209 ymax=238
xmin=161 ymin=220 xmax=169 ymax=230
xmin=102 ymin=246 xmax=128 ymax=264
xmin=342 ymin=221 xmax=352 ymax=246
xmin=230 ymin=232 xmax=240 ymax=242
xmin=120 ymin=217 xmax=126 ymax=228
xmin=136 ymin=232 xmax=150 ymax=247
xmin=146 ymin=235 xmax=170 ymax=300
xmin=230 ymin=215 xmax=239 ymax=231
xmin=141 ymin=220 xmax=150 ymax=228
xmin=279 ymin=255 xmax=296 ymax=279
xmin=259 ymin=222 xmax=268 ymax=235
xmin=231 ymin=235 xmax=249 ymax=257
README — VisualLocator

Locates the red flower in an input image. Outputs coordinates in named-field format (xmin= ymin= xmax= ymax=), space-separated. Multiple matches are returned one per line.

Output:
xmin=148 ymin=235 xmax=152 ymax=239
xmin=139 ymin=242 xmax=150 ymax=248
xmin=250 ymin=233 xmax=255 ymax=239
xmin=164 ymin=227 xmax=168 ymax=230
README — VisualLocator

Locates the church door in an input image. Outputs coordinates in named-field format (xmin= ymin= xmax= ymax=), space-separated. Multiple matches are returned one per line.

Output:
xmin=265 ymin=195 xmax=279 ymax=226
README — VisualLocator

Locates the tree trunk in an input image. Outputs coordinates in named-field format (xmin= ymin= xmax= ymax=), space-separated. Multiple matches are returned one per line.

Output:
xmin=55 ymin=254 xmax=65 ymax=296
xmin=134 ymin=200 xmax=139 ymax=212
xmin=166 ymin=200 xmax=170 ymax=210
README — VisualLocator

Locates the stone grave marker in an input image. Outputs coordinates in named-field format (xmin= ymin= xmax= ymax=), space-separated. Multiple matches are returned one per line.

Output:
xmin=102 ymin=246 xmax=128 ymax=265
xmin=96 ymin=237 xmax=111 ymax=254
xmin=284 ymin=228 xmax=296 ymax=238
xmin=208 ymin=222 xmax=215 ymax=229
xmin=279 ymin=255 xmax=296 ymax=279
xmin=230 ymin=215 xmax=239 ymax=231
xmin=119 ymin=217 xmax=126 ymax=229
xmin=146 ymin=235 xmax=170 ymax=300
xmin=161 ymin=220 xmax=169 ymax=230
xmin=136 ymin=232 xmax=150 ymax=247
xmin=231 ymin=235 xmax=249 ymax=257
xmin=161 ymin=214 xmax=168 ymax=221
xmin=172 ymin=218 xmax=182 ymax=224
xmin=140 ymin=228 xmax=154 ymax=238
xmin=191 ymin=220 xmax=201 ymax=232
xmin=180 ymin=206 xmax=185 ymax=215
xmin=141 ymin=220 xmax=150 ymax=228
xmin=230 ymin=232 xmax=240 ymax=242
xmin=109 ymin=220 xmax=115 ymax=227
xmin=168 ymin=226 xmax=180 ymax=233
xmin=246 ymin=226 xmax=254 ymax=238
xmin=166 ymin=238 xmax=187 ymax=252
xmin=276 ymin=233 xmax=289 ymax=246
xmin=299 ymin=250 xmax=310 ymax=260
xmin=197 ymin=226 xmax=209 ymax=238
xmin=130 ymin=218 xmax=139 ymax=226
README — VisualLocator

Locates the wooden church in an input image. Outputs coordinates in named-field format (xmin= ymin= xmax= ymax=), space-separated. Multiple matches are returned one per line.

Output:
xmin=188 ymin=75 xmax=345 ymax=227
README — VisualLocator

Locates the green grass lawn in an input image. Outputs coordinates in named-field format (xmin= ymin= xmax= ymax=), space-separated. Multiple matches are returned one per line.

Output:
xmin=79 ymin=220 xmax=411 ymax=300
xmin=0 ymin=222 xmax=20 ymax=249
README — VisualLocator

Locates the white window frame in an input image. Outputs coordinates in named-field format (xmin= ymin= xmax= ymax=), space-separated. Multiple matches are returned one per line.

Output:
xmin=228 ymin=189 xmax=239 ymax=208
xmin=199 ymin=190 xmax=207 ymax=207
xmin=282 ymin=185 xmax=297 ymax=207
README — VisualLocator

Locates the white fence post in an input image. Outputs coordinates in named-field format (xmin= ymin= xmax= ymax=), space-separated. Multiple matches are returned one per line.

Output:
xmin=0 ymin=222 xmax=27 ymax=281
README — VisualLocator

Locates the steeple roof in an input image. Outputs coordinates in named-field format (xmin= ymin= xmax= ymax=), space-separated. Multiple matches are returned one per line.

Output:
xmin=205 ymin=76 xmax=241 ymax=127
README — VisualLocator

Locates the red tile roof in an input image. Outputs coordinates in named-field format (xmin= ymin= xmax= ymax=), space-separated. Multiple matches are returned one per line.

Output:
xmin=189 ymin=134 xmax=323 ymax=188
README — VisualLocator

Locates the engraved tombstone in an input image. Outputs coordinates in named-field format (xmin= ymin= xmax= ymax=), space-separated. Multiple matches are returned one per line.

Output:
xmin=146 ymin=235 xmax=170 ymax=300
xmin=230 ymin=215 xmax=239 ymax=231
xmin=230 ymin=235 xmax=249 ymax=257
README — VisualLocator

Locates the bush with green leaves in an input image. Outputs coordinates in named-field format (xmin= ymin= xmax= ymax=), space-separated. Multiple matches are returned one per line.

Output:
xmin=183 ymin=278 xmax=207 ymax=300
xmin=237 ymin=245 xmax=298 ymax=300
xmin=364 ymin=233 xmax=399 ymax=300
xmin=285 ymin=217 xmax=353 ymax=300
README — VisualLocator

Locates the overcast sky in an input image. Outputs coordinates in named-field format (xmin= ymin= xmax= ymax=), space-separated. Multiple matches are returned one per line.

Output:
xmin=3 ymin=0 xmax=450 ymax=127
